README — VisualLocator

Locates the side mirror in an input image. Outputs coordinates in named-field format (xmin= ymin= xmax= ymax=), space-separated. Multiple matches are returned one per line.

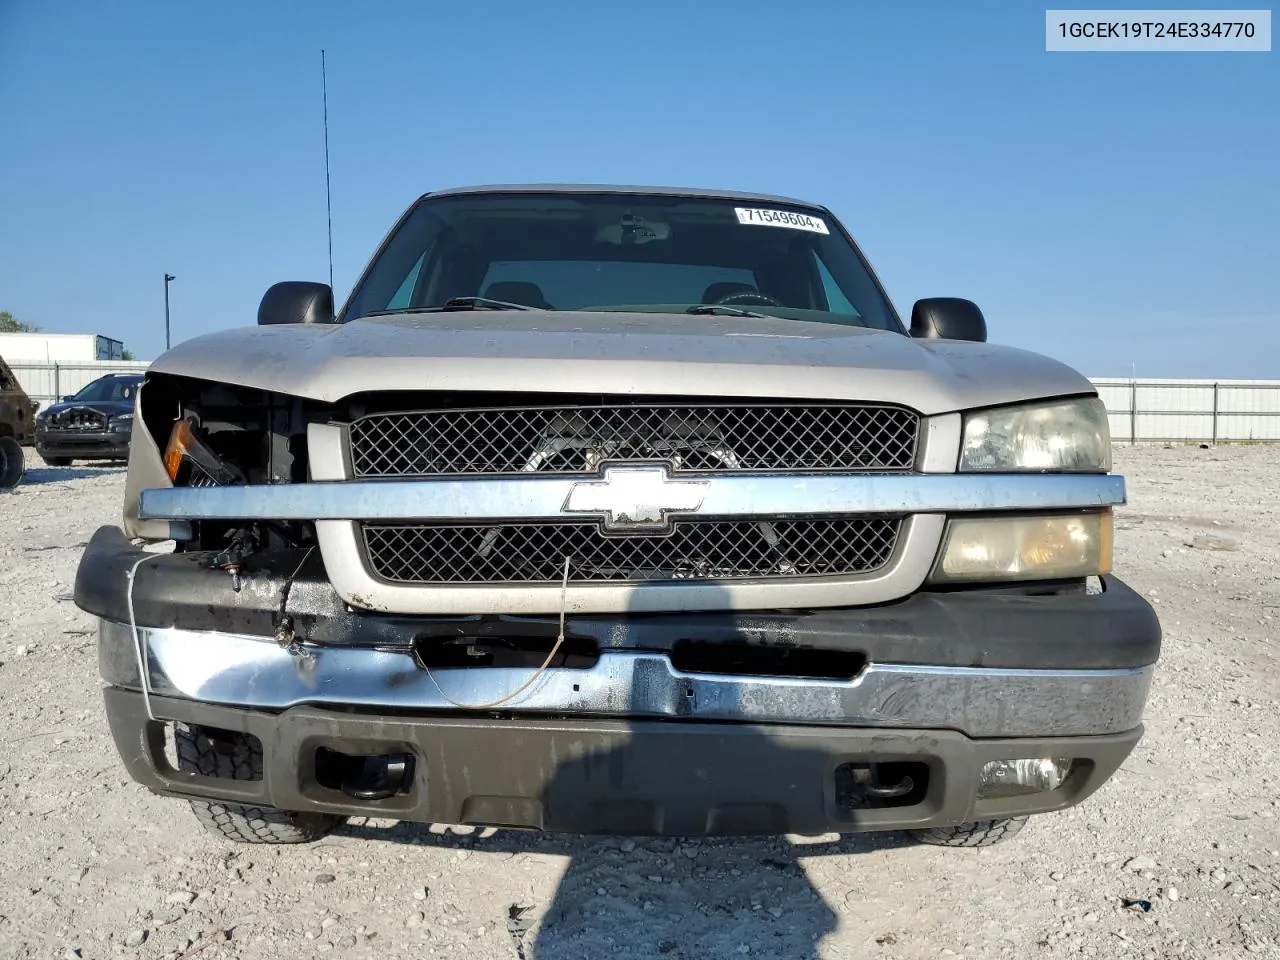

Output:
xmin=258 ymin=281 xmax=335 ymax=326
xmin=909 ymin=298 xmax=987 ymax=342
xmin=62 ymin=396 xmax=75 ymax=402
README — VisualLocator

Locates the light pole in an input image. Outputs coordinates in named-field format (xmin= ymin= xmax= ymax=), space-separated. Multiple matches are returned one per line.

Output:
xmin=164 ymin=273 xmax=175 ymax=350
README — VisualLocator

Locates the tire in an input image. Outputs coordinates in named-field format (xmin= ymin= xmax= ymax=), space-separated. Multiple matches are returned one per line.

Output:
xmin=175 ymin=724 xmax=344 ymax=844
xmin=41 ymin=455 xmax=72 ymax=467
xmin=909 ymin=816 xmax=1028 ymax=848
xmin=0 ymin=436 xmax=24 ymax=489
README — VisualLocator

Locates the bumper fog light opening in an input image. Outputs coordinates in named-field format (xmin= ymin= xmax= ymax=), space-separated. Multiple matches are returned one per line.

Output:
xmin=977 ymin=757 xmax=1073 ymax=799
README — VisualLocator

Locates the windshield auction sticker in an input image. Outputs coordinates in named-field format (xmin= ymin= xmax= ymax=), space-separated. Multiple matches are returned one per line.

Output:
xmin=734 ymin=208 xmax=830 ymax=234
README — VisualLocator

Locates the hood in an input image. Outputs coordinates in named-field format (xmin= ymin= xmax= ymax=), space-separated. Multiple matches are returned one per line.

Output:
xmin=150 ymin=311 xmax=1095 ymax=416
xmin=39 ymin=398 xmax=134 ymax=419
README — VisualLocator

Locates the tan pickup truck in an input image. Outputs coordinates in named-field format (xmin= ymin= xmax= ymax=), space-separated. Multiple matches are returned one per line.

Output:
xmin=74 ymin=185 xmax=1160 ymax=849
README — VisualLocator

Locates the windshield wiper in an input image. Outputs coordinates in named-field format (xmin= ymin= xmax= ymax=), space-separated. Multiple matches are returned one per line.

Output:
xmin=363 ymin=298 xmax=544 ymax=318
xmin=685 ymin=304 xmax=770 ymax=319
xmin=440 ymin=297 xmax=542 ymax=312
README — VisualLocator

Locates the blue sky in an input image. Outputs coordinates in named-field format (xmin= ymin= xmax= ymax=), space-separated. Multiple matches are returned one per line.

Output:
xmin=1 ymin=0 xmax=1275 ymax=376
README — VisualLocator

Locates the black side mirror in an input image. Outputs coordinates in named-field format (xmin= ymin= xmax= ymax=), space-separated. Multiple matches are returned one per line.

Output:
xmin=62 ymin=396 xmax=74 ymax=402
xmin=258 ymin=281 xmax=335 ymax=326
xmin=909 ymin=298 xmax=987 ymax=342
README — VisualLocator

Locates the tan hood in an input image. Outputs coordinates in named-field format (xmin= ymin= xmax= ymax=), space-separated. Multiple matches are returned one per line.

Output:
xmin=150 ymin=311 xmax=1094 ymax=415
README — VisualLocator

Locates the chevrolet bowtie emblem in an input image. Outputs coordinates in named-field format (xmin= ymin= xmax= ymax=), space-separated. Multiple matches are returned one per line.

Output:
xmin=563 ymin=465 xmax=710 ymax=531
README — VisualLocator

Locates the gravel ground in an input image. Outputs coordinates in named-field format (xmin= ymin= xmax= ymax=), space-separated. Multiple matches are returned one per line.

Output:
xmin=1 ymin=444 xmax=1278 ymax=960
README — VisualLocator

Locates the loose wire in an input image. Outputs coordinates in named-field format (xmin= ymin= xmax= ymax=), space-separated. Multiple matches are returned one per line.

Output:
xmin=423 ymin=556 xmax=571 ymax=710
xmin=125 ymin=553 xmax=157 ymax=721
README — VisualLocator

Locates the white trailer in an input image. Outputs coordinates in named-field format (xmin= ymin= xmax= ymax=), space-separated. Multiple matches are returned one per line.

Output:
xmin=0 ymin=333 xmax=126 ymax=362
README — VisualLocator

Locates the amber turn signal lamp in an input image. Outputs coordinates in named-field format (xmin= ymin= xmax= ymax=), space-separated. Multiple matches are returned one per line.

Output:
xmin=164 ymin=420 xmax=196 ymax=482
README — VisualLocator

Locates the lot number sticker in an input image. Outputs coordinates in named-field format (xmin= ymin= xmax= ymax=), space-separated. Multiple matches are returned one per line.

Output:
xmin=734 ymin=207 xmax=829 ymax=234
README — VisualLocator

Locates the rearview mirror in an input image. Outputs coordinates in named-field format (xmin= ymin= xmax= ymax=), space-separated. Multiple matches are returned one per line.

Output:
xmin=258 ymin=281 xmax=335 ymax=325
xmin=909 ymin=298 xmax=987 ymax=342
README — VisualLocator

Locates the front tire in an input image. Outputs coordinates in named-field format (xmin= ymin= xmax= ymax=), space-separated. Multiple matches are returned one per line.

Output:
xmin=0 ymin=436 xmax=24 ymax=489
xmin=909 ymin=816 xmax=1028 ymax=847
xmin=175 ymin=724 xmax=344 ymax=844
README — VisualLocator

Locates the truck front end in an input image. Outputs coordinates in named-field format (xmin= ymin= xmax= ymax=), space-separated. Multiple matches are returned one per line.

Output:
xmin=75 ymin=186 xmax=1160 ymax=845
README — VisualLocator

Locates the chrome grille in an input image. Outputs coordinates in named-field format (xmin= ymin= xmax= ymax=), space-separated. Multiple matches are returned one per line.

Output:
xmin=348 ymin=403 xmax=919 ymax=477
xmin=362 ymin=517 xmax=902 ymax=585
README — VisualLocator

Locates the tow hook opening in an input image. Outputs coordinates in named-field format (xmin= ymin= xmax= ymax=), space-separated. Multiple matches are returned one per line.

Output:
xmin=315 ymin=748 xmax=416 ymax=801
xmin=835 ymin=762 xmax=929 ymax=809
xmin=413 ymin=635 xmax=599 ymax=671
xmin=670 ymin=640 xmax=867 ymax=681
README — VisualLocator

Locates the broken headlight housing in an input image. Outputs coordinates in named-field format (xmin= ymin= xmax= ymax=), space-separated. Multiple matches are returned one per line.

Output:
xmin=960 ymin=397 xmax=1111 ymax=473
xmin=163 ymin=419 xmax=246 ymax=487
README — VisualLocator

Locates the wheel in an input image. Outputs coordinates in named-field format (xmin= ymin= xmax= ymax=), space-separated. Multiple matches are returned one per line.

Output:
xmin=41 ymin=455 xmax=72 ymax=467
xmin=909 ymin=816 xmax=1028 ymax=848
xmin=0 ymin=436 xmax=24 ymax=489
xmin=175 ymin=724 xmax=344 ymax=844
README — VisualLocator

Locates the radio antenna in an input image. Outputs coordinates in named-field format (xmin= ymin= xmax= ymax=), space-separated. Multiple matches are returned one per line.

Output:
xmin=321 ymin=49 xmax=334 ymax=290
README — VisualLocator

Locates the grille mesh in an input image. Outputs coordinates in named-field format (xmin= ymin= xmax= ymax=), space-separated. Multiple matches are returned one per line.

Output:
xmin=362 ymin=518 xmax=902 ymax=585
xmin=349 ymin=403 xmax=919 ymax=477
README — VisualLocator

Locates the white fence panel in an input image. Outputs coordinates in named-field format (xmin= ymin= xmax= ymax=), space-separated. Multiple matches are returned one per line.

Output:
xmin=10 ymin=360 xmax=151 ymax=409
xmin=1091 ymin=378 xmax=1280 ymax=443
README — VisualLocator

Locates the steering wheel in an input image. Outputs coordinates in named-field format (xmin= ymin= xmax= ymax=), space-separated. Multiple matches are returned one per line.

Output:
xmin=715 ymin=291 xmax=784 ymax=308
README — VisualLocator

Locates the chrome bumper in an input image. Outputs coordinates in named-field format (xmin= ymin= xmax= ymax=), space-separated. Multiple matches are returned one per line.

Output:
xmin=134 ymin=469 xmax=1127 ymax=616
xmin=138 ymin=472 xmax=1126 ymax=522
xmin=98 ymin=619 xmax=1152 ymax=739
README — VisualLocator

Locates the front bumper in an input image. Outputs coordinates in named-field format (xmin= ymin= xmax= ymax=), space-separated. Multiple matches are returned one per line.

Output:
xmin=36 ymin=427 xmax=131 ymax=460
xmin=98 ymin=619 xmax=1152 ymax=738
xmin=80 ymin=523 xmax=1159 ymax=835
xmin=104 ymin=688 xmax=1142 ymax=836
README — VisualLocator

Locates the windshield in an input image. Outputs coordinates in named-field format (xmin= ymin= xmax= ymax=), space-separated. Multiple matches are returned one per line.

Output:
xmin=71 ymin=376 xmax=142 ymax=403
xmin=342 ymin=192 xmax=902 ymax=331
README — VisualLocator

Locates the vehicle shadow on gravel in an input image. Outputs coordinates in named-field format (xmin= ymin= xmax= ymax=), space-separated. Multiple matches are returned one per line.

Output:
xmin=21 ymin=464 xmax=126 ymax=484
xmin=339 ymin=743 xmax=914 ymax=959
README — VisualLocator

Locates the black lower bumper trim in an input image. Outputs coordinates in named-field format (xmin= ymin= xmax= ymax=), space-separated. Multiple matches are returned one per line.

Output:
xmin=37 ymin=433 xmax=130 ymax=459
xmin=104 ymin=688 xmax=1141 ymax=837
xmin=75 ymin=525 xmax=1161 ymax=670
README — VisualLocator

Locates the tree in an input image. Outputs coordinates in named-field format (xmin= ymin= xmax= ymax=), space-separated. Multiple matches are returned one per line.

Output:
xmin=121 ymin=349 xmax=135 ymax=361
xmin=0 ymin=311 xmax=40 ymax=333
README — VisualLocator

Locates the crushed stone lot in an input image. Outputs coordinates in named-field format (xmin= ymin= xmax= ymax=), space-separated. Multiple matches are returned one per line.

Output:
xmin=1 ymin=444 xmax=1278 ymax=960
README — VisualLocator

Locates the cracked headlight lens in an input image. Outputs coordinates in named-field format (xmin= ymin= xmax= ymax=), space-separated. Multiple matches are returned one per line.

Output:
xmin=960 ymin=397 xmax=1111 ymax=472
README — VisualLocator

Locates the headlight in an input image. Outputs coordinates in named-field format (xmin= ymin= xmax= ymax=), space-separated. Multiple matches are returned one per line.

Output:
xmin=109 ymin=413 xmax=134 ymax=432
xmin=930 ymin=511 xmax=1113 ymax=583
xmin=163 ymin=419 xmax=245 ymax=485
xmin=960 ymin=397 xmax=1111 ymax=472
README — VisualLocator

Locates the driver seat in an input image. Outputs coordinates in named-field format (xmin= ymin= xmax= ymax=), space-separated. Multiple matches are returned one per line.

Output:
xmin=701 ymin=281 xmax=759 ymax=304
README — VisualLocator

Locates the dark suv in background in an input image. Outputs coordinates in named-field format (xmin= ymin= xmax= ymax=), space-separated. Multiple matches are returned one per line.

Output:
xmin=35 ymin=373 xmax=142 ymax=466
